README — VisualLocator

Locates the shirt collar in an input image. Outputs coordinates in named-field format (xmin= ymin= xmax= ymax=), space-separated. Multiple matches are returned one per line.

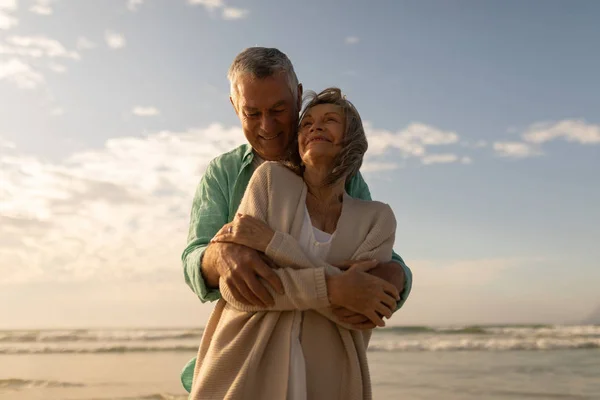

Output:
xmin=241 ymin=144 xmax=254 ymax=164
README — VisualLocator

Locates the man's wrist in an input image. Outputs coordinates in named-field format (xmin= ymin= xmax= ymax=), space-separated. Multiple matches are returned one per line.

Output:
xmin=201 ymin=244 xmax=222 ymax=288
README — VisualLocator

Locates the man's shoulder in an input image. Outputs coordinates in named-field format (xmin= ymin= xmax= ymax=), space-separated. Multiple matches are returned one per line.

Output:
xmin=209 ymin=144 xmax=250 ymax=169
xmin=255 ymin=161 xmax=302 ymax=184
xmin=205 ymin=144 xmax=251 ymax=179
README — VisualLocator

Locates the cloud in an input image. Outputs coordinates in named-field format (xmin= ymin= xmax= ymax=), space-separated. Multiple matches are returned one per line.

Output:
xmin=359 ymin=122 xmax=471 ymax=170
xmin=132 ymin=106 xmax=160 ymax=117
xmin=127 ymin=0 xmax=144 ymax=12
xmin=421 ymin=154 xmax=459 ymax=165
xmin=0 ymin=12 xmax=17 ymax=30
xmin=0 ymin=124 xmax=247 ymax=284
xmin=105 ymin=31 xmax=126 ymax=49
xmin=0 ymin=0 xmax=18 ymax=30
xmin=493 ymin=141 xmax=542 ymax=158
xmin=188 ymin=0 xmax=223 ymax=10
xmin=522 ymin=119 xmax=600 ymax=145
xmin=0 ymin=58 xmax=44 ymax=89
xmin=76 ymin=36 xmax=96 ymax=51
xmin=495 ymin=120 xmax=600 ymax=159
xmin=222 ymin=7 xmax=248 ymax=20
xmin=189 ymin=0 xmax=248 ymax=20
xmin=50 ymin=107 xmax=64 ymax=116
xmin=30 ymin=0 xmax=53 ymax=15
xmin=366 ymin=122 xmax=460 ymax=157
xmin=48 ymin=62 xmax=66 ymax=73
xmin=2 ymin=36 xmax=80 ymax=59
xmin=345 ymin=36 xmax=359 ymax=45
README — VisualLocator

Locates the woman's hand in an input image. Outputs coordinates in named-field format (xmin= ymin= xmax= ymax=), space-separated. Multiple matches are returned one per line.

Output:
xmin=326 ymin=260 xmax=400 ymax=328
xmin=210 ymin=213 xmax=275 ymax=253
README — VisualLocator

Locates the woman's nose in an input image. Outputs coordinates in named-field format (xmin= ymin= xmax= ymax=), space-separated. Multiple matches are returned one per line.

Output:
xmin=310 ymin=120 xmax=323 ymax=132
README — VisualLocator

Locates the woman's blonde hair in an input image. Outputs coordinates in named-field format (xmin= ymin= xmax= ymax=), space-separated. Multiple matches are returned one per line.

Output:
xmin=285 ymin=87 xmax=368 ymax=186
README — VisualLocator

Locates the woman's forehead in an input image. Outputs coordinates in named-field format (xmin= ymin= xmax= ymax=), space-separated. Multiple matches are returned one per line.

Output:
xmin=303 ymin=103 xmax=343 ymax=117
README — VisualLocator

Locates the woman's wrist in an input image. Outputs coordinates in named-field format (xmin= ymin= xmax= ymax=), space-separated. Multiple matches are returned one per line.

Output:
xmin=258 ymin=229 xmax=275 ymax=253
xmin=326 ymin=274 xmax=342 ymax=305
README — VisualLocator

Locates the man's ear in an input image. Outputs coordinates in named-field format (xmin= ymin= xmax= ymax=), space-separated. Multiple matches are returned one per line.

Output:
xmin=230 ymin=96 xmax=239 ymax=115
xmin=296 ymin=83 xmax=303 ymax=110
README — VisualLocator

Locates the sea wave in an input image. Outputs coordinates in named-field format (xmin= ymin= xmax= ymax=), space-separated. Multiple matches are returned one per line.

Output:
xmin=2 ymin=338 xmax=600 ymax=354
xmin=0 ymin=329 xmax=203 ymax=343
xmin=368 ymin=337 xmax=600 ymax=352
xmin=0 ymin=344 xmax=199 ymax=355
xmin=0 ymin=378 xmax=84 ymax=389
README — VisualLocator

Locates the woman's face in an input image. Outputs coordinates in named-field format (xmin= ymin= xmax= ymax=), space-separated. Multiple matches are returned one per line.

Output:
xmin=298 ymin=103 xmax=345 ymax=168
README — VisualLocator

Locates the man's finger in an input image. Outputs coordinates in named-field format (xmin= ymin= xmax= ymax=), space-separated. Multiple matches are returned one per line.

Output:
xmin=259 ymin=254 xmax=278 ymax=269
xmin=254 ymin=260 xmax=284 ymax=295
xmin=235 ymin=278 xmax=267 ymax=308
xmin=243 ymin=271 xmax=276 ymax=307
xmin=226 ymin=281 xmax=250 ymax=306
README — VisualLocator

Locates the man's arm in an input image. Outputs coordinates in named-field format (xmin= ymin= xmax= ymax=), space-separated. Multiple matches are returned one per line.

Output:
xmin=346 ymin=172 xmax=413 ymax=310
xmin=182 ymin=161 xmax=228 ymax=302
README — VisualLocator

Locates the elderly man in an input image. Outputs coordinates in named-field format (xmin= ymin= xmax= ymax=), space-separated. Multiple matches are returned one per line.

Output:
xmin=180 ymin=47 xmax=412 ymax=392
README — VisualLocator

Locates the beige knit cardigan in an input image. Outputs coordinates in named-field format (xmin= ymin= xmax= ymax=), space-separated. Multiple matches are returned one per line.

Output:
xmin=190 ymin=162 xmax=396 ymax=400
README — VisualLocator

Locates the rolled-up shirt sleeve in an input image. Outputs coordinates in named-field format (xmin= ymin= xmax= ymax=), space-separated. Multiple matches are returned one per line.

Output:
xmin=182 ymin=161 xmax=228 ymax=302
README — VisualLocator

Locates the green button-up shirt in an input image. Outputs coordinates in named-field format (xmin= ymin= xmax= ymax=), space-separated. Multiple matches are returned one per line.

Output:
xmin=180 ymin=144 xmax=413 ymax=391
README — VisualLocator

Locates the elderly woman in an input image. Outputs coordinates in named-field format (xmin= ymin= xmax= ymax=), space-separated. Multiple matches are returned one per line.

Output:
xmin=189 ymin=88 xmax=400 ymax=400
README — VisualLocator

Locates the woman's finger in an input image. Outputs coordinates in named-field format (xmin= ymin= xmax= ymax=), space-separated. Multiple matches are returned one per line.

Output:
xmin=381 ymin=281 xmax=400 ymax=300
xmin=333 ymin=307 xmax=357 ymax=318
xmin=380 ymin=293 xmax=397 ymax=311
xmin=375 ymin=303 xmax=393 ymax=319
xmin=350 ymin=321 xmax=376 ymax=331
xmin=341 ymin=314 xmax=370 ymax=324
xmin=366 ymin=311 xmax=386 ymax=327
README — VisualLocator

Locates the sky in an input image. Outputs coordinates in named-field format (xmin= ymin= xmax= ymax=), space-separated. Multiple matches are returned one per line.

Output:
xmin=1 ymin=0 xmax=599 ymax=329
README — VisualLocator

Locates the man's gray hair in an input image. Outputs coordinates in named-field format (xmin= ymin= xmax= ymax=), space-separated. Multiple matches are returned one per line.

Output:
xmin=228 ymin=47 xmax=299 ymax=103
xmin=285 ymin=87 xmax=368 ymax=186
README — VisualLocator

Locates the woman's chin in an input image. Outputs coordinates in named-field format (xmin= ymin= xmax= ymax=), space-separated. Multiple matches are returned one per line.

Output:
xmin=302 ymin=153 xmax=337 ymax=169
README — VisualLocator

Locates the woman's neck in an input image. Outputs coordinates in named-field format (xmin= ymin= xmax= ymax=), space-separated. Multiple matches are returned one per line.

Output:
xmin=303 ymin=166 xmax=345 ymax=206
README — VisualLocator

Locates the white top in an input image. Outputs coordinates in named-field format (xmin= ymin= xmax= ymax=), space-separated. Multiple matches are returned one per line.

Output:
xmin=287 ymin=206 xmax=333 ymax=400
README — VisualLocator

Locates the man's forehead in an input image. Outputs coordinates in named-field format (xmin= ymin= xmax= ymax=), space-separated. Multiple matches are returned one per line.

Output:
xmin=235 ymin=75 xmax=293 ymax=108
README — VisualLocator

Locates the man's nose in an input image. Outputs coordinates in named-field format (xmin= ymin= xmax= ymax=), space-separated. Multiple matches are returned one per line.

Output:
xmin=260 ymin=115 xmax=277 ymax=133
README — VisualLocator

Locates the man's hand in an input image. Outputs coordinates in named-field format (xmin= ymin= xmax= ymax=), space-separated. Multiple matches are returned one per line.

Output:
xmin=201 ymin=242 xmax=284 ymax=308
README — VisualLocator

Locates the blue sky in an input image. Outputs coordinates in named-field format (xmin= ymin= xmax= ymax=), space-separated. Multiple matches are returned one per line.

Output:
xmin=1 ymin=0 xmax=599 ymax=328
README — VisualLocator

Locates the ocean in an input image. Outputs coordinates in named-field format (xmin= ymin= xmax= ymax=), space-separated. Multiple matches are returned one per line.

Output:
xmin=1 ymin=325 xmax=599 ymax=399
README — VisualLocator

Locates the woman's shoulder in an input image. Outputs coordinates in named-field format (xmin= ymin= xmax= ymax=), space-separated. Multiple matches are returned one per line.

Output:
xmin=345 ymin=196 xmax=396 ymax=228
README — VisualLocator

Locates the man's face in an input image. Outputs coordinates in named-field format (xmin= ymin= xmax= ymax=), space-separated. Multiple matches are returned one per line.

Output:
xmin=231 ymin=73 xmax=301 ymax=161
